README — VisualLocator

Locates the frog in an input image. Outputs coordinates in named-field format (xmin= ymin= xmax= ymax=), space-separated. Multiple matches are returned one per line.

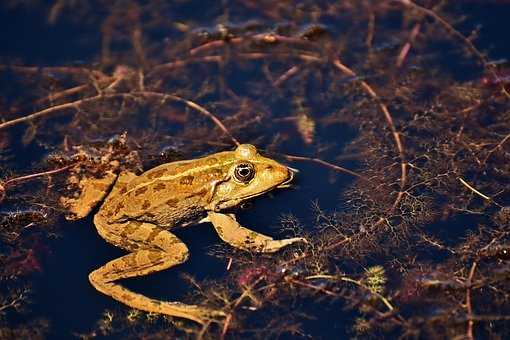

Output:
xmin=67 ymin=144 xmax=306 ymax=324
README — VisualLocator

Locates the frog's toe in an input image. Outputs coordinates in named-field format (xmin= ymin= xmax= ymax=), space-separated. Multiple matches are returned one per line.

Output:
xmin=291 ymin=237 xmax=308 ymax=244
xmin=279 ymin=236 xmax=309 ymax=249
xmin=167 ymin=303 xmax=226 ymax=324
xmin=205 ymin=309 xmax=228 ymax=322
xmin=188 ymin=307 xmax=227 ymax=324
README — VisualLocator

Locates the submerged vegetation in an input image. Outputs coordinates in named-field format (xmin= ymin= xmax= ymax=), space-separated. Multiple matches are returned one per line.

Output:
xmin=1 ymin=0 xmax=510 ymax=338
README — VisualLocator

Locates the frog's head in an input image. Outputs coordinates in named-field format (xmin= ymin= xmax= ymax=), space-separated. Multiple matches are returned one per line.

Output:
xmin=213 ymin=144 xmax=294 ymax=210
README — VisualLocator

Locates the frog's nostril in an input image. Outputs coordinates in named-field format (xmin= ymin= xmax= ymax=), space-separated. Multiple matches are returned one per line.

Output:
xmin=265 ymin=165 xmax=274 ymax=171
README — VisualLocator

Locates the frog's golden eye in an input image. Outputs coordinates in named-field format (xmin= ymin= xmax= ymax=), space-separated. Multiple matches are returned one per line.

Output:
xmin=234 ymin=162 xmax=255 ymax=183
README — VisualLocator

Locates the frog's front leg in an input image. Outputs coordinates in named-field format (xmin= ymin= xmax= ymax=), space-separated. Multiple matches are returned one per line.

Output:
xmin=206 ymin=212 xmax=307 ymax=253
xmin=89 ymin=216 xmax=225 ymax=324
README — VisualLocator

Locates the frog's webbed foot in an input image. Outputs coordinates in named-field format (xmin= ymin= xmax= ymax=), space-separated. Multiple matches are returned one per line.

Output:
xmin=60 ymin=171 xmax=118 ymax=220
xmin=61 ymin=171 xmax=137 ymax=220
xmin=206 ymin=212 xmax=307 ymax=253
xmin=89 ymin=219 xmax=225 ymax=324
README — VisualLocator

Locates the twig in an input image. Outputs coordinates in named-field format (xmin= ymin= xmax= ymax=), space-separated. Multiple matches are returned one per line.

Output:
xmin=220 ymin=314 xmax=233 ymax=340
xmin=0 ymin=91 xmax=240 ymax=146
xmin=366 ymin=5 xmax=375 ymax=49
xmin=396 ymin=22 xmax=421 ymax=68
xmin=304 ymin=274 xmax=395 ymax=312
xmin=465 ymin=262 xmax=478 ymax=340
xmin=274 ymin=66 xmax=301 ymax=87
xmin=190 ymin=37 xmax=243 ymax=56
xmin=2 ymin=163 xmax=78 ymax=187
xmin=287 ymin=277 xmax=338 ymax=297
xmin=283 ymin=154 xmax=364 ymax=178
xmin=220 ymin=277 xmax=266 ymax=340
xmin=458 ymin=177 xmax=501 ymax=207
xmin=189 ymin=33 xmax=318 ymax=56
xmin=0 ymin=65 xmax=95 ymax=75
xmin=484 ymin=132 xmax=510 ymax=163
xmin=136 ymin=91 xmax=240 ymax=146
xmin=147 ymin=56 xmax=223 ymax=78
xmin=0 ymin=94 xmax=102 ymax=131
xmin=34 ymin=84 xmax=91 ymax=106
xmin=148 ymin=53 xmax=322 ymax=78
xmin=32 ymin=74 xmax=114 ymax=107
xmin=0 ymin=295 xmax=24 ymax=313
xmin=458 ymin=177 xmax=490 ymax=200
xmin=1 ymin=163 xmax=78 ymax=203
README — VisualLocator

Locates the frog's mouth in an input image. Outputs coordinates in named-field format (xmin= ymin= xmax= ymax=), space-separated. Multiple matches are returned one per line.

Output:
xmin=276 ymin=166 xmax=297 ymax=189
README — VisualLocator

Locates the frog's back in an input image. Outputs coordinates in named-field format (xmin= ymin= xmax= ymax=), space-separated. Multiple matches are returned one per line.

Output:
xmin=99 ymin=151 xmax=235 ymax=228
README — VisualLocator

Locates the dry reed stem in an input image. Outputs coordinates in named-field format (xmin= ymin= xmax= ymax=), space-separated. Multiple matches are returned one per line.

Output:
xmin=0 ymin=91 xmax=240 ymax=146
xmin=365 ymin=4 xmax=375 ymax=49
xmin=458 ymin=177 xmax=501 ymax=207
xmin=283 ymin=154 xmax=364 ymax=178
xmin=148 ymin=52 xmax=321 ymax=78
xmin=274 ymin=66 xmax=301 ymax=87
xmin=0 ymin=163 xmax=79 ymax=203
xmin=465 ymin=262 xmax=478 ymax=340
xmin=396 ymin=22 xmax=421 ymax=68
xmin=34 ymin=84 xmax=90 ymax=106
xmin=137 ymin=91 xmax=240 ymax=146
xmin=484 ymin=132 xmax=510 ymax=163
xmin=0 ymin=65 xmax=96 ymax=75
xmin=189 ymin=33 xmax=317 ymax=56
xmin=0 ymin=94 xmax=102 ymax=131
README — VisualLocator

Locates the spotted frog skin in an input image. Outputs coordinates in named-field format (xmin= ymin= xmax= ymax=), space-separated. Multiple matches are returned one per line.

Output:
xmin=80 ymin=144 xmax=305 ymax=324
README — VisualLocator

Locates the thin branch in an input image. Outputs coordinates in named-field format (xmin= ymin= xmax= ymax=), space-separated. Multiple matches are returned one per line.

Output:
xmin=0 ymin=94 xmax=101 ymax=131
xmin=283 ymin=154 xmax=364 ymax=178
xmin=148 ymin=53 xmax=322 ymax=78
xmin=396 ymin=22 xmax=421 ymax=68
xmin=189 ymin=33 xmax=318 ymax=56
xmin=274 ymin=66 xmax=301 ymax=87
xmin=458 ymin=177 xmax=501 ymax=207
xmin=304 ymin=274 xmax=395 ymax=312
xmin=0 ymin=295 xmax=23 ymax=313
xmin=0 ymin=91 xmax=240 ymax=146
xmin=136 ymin=91 xmax=240 ymax=146
xmin=3 ymin=163 xmax=78 ymax=187
xmin=484 ymin=132 xmax=510 ymax=163
xmin=1 ymin=163 xmax=79 ymax=203
xmin=465 ymin=262 xmax=478 ymax=340
xmin=288 ymin=277 xmax=339 ymax=298
xmin=221 ymin=277 xmax=266 ymax=340
xmin=365 ymin=4 xmax=375 ymax=49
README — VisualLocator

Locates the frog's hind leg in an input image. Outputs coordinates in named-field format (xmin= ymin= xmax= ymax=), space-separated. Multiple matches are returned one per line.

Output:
xmin=89 ymin=218 xmax=225 ymax=324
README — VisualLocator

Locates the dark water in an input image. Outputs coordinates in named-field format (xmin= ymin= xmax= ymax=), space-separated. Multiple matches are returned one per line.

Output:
xmin=1 ymin=1 xmax=509 ymax=339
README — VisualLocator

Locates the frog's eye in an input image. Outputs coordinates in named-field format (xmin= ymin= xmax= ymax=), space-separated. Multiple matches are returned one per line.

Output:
xmin=234 ymin=162 xmax=255 ymax=183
